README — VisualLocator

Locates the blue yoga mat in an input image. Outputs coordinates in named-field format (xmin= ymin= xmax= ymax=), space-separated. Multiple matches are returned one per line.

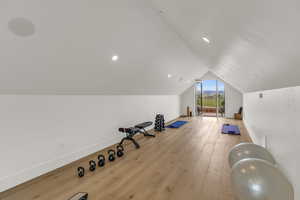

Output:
xmin=222 ymin=124 xmax=240 ymax=135
xmin=166 ymin=121 xmax=188 ymax=128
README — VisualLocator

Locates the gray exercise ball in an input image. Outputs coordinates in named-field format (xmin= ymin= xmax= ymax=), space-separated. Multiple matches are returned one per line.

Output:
xmin=228 ymin=143 xmax=276 ymax=168
xmin=231 ymin=158 xmax=294 ymax=200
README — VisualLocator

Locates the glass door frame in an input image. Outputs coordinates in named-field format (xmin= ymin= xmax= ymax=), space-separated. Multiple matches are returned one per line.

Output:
xmin=195 ymin=80 xmax=225 ymax=118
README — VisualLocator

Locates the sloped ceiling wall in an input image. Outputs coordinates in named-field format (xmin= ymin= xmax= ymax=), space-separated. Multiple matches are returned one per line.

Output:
xmin=151 ymin=0 xmax=300 ymax=93
xmin=0 ymin=0 xmax=208 ymax=95
xmin=2 ymin=0 xmax=300 ymax=95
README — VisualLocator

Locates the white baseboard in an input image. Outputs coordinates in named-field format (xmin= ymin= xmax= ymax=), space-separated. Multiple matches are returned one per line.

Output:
xmin=0 ymin=136 xmax=120 ymax=192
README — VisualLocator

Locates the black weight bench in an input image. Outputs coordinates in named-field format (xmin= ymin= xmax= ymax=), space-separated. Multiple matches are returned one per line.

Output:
xmin=135 ymin=121 xmax=155 ymax=137
xmin=119 ymin=121 xmax=155 ymax=149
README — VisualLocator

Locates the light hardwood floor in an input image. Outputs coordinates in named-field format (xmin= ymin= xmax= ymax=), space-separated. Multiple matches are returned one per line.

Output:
xmin=0 ymin=117 xmax=251 ymax=200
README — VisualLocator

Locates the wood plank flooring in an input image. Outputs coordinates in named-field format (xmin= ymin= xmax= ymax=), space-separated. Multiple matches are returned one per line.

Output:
xmin=0 ymin=117 xmax=251 ymax=200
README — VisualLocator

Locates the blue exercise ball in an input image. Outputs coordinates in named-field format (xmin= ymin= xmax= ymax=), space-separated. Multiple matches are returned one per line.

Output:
xmin=228 ymin=143 xmax=276 ymax=168
xmin=231 ymin=158 xmax=293 ymax=200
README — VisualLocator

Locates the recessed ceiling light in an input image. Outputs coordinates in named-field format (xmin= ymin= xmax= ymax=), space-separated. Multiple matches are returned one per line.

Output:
xmin=112 ymin=55 xmax=119 ymax=61
xmin=202 ymin=37 xmax=210 ymax=43
xmin=167 ymin=74 xmax=172 ymax=78
xmin=8 ymin=18 xmax=35 ymax=37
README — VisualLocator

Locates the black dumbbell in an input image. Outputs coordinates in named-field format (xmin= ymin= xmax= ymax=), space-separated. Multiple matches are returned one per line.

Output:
xmin=89 ymin=160 xmax=96 ymax=171
xmin=116 ymin=145 xmax=124 ymax=157
xmin=108 ymin=149 xmax=116 ymax=161
xmin=98 ymin=154 xmax=105 ymax=167
xmin=77 ymin=167 xmax=85 ymax=178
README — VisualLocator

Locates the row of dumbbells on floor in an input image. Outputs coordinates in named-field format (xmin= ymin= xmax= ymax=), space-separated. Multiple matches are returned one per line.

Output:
xmin=77 ymin=144 xmax=124 ymax=178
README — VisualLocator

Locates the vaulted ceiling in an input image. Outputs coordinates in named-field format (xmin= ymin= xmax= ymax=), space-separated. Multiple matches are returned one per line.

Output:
xmin=151 ymin=0 xmax=300 ymax=92
xmin=1 ymin=0 xmax=300 ymax=94
xmin=0 ymin=0 xmax=207 ymax=95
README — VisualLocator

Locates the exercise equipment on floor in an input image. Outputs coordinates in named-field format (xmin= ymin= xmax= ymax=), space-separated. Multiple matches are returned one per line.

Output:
xmin=76 ymin=121 xmax=155 ymax=177
xmin=89 ymin=160 xmax=96 ymax=171
xmin=119 ymin=121 xmax=155 ymax=149
xmin=135 ymin=121 xmax=156 ymax=137
xmin=166 ymin=120 xmax=188 ymax=128
xmin=77 ymin=167 xmax=85 ymax=178
xmin=116 ymin=145 xmax=124 ymax=157
xmin=231 ymin=158 xmax=293 ymax=200
xmin=98 ymin=154 xmax=105 ymax=167
xmin=221 ymin=124 xmax=240 ymax=135
xmin=154 ymin=114 xmax=165 ymax=132
xmin=229 ymin=143 xmax=293 ymax=200
xmin=68 ymin=192 xmax=88 ymax=200
xmin=228 ymin=143 xmax=276 ymax=168
xmin=108 ymin=149 xmax=116 ymax=161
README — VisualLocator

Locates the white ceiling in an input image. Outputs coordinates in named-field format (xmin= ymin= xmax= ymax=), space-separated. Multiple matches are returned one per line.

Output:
xmin=0 ymin=0 xmax=207 ymax=95
xmin=1 ymin=0 xmax=300 ymax=95
xmin=151 ymin=0 xmax=300 ymax=92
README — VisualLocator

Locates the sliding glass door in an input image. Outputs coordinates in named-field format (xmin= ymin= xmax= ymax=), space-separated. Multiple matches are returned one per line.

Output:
xmin=202 ymin=80 xmax=217 ymax=117
xmin=195 ymin=80 xmax=225 ymax=117
xmin=195 ymin=82 xmax=202 ymax=116
xmin=217 ymin=81 xmax=225 ymax=117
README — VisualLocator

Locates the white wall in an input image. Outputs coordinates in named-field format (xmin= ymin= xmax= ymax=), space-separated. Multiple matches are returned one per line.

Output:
xmin=244 ymin=86 xmax=299 ymax=198
xmin=180 ymin=72 xmax=243 ymax=118
xmin=179 ymin=86 xmax=195 ymax=116
xmin=224 ymin=82 xmax=243 ymax=118
xmin=0 ymin=95 xmax=180 ymax=192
